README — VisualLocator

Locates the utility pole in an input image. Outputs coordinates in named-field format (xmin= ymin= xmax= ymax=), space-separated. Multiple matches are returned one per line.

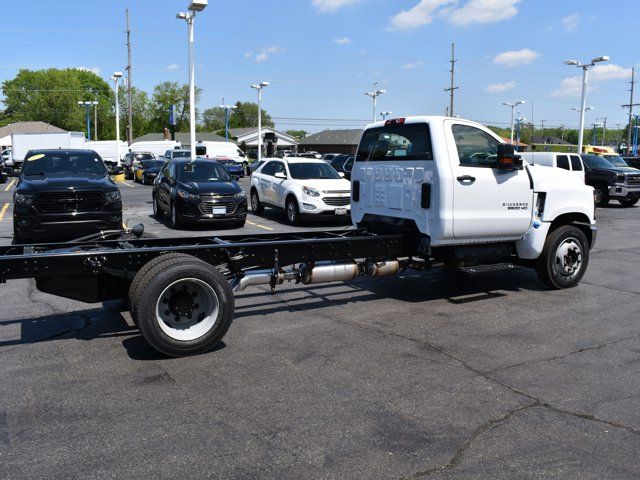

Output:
xmin=622 ymin=67 xmax=639 ymax=155
xmin=559 ymin=125 xmax=565 ymax=142
xmin=597 ymin=117 xmax=608 ymax=146
xmin=126 ymin=9 xmax=133 ymax=144
xmin=539 ymin=120 xmax=546 ymax=141
xmin=444 ymin=43 xmax=458 ymax=117
xmin=93 ymin=90 xmax=99 ymax=141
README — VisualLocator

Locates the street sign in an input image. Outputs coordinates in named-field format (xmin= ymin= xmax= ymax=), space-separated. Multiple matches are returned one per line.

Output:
xmin=169 ymin=105 xmax=176 ymax=126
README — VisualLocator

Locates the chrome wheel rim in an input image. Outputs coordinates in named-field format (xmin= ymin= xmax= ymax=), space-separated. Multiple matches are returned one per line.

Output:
xmin=287 ymin=202 xmax=296 ymax=222
xmin=155 ymin=278 xmax=219 ymax=341
xmin=251 ymin=192 xmax=259 ymax=212
xmin=555 ymin=237 xmax=583 ymax=280
xmin=594 ymin=188 xmax=603 ymax=204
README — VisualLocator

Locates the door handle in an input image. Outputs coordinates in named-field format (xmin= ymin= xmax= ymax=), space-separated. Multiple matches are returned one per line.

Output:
xmin=457 ymin=175 xmax=476 ymax=183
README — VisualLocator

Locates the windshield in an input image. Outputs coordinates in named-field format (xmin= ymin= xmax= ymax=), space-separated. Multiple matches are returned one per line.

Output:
xmin=172 ymin=151 xmax=190 ymax=158
xmin=357 ymin=124 xmax=433 ymax=162
xmin=178 ymin=163 xmax=231 ymax=182
xmin=604 ymin=155 xmax=629 ymax=167
xmin=22 ymin=151 xmax=106 ymax=176
xmin=134 ymin=153 xmax=154 ymax=160
xmin=582 ymin=155 xmax=614 ymax=169
xmin=142 ymin=160 xmax=165 ymax=169
xmin=288 ymin=162 xmax=342 ymax=180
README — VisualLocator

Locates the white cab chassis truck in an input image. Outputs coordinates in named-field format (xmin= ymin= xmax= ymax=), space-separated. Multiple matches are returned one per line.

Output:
xmin=351 ymin=116 xmax=596 ymax=289
xmin=0 ymin=116 xmax=596 ymax=357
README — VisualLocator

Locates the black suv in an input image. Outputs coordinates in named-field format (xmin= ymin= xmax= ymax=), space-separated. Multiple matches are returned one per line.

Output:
xmin=13 ymin=149 xmax=122 ymax=243
xmin=152 ymin=159 xmax=247 ymax=228
xmin=581 ymin=154 xmax=640 ymax=207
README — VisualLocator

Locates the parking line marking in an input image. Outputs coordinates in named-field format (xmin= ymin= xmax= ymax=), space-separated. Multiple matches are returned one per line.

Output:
xmin=120 ymin=181 xmax=135 ymax=188
xmin=246 ymin=220 xmax=274 ymax=231
xmin=0 ymin=203 xmax=9 ymax=222
xmin=4 ymin=179 xmax=16 ymax=191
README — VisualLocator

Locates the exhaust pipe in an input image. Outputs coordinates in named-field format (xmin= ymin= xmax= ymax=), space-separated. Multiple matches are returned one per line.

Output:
xmin=231 ymin=270 xmax=274 ymax=292
xmin=300 ymin=261 xmax=359 ymax=285
xmin=365 ymin=259 xmax=400 ymax=278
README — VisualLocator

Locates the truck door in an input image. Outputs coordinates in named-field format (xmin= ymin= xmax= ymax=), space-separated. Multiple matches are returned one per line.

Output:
xmin=446 ymin=122 xmax=533 ymax=240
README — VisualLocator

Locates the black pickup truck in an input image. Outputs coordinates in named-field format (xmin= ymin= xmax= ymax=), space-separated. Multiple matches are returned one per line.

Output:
xmin=581 ymin=154 xmax=640 ymax=207
xmin=13 ymin=149 xmax=123 ymax=243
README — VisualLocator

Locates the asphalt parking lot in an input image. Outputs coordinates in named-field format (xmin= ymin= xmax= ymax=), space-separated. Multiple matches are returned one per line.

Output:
xmin=1 ymin=179 xmax=640 ymax=479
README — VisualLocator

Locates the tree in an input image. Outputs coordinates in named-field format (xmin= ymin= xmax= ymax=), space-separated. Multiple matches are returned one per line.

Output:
xmin=118 ymin=86 xmax=151 ymax=140
xmin=148 ymin=81 xmax=201 ymax=133
xmin=1 ymin=68 xmax=113 ymax=138
xmin=285 ymin=130 xmax=308 ymax=139
xmin=200 ymin=106 xmax=226 ymax=132
xmin=229 ymin=101 xmax=274 ymax=129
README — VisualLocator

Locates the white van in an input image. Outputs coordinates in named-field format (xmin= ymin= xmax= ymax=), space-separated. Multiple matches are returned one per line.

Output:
xmin=520 ymin=152 xmax=585 ymax=183
xmin=85 ymin=140 xmax=129 ymax=166
xmin=195 ymin=141 xmax=247 ymax=165
xmin=129 ymin=140 xmax=181 ymax=159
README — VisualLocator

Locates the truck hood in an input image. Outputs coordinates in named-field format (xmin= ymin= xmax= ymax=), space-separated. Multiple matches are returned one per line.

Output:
xmin=178 ymin=180 xmax=241 ymax=195
xmin=590 ymin=167 xmax=639 ymax=175
xmin=18 ymin=174 xmax=115 ymax=191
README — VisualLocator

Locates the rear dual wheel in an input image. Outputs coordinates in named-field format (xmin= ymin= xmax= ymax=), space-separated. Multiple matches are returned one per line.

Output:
xmin=128 ymin=253 xmax=234 ymax=357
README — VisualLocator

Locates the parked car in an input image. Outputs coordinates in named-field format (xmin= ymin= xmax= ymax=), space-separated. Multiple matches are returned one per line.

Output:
xmin=0 ymin=160 xmax=6 ymax=183
xmin=129 ymin=140 xmax=181 ymax=159
xmin=321 ymin=153 xmax=342 ymax=162
xmin=152 ymin=159 xmax=247 ymax=229
xmin=520 ymin=152 xmax=585 ymax=182
xmin=250 ymin=158 xmax=351 ymax=225
xmin=162 ymin=149 xmax=191 ymax=160
xmin=581 ymin=154 xmax=640 ymax=207
xmin=13 ymin=149 xmax=122 ymax=243
xmin=216 ymin=158 xmax=244 ymax=179
xmin=328 ymin=155 xmax=354 ymax=179
xmin=135 ymin=159 xmax=166 ymax=185
xmin=123 ymin=151 xmax=155 ymax=180
xmin=249 ymin=160 xmax=266 ymax=175
xmin=195 ymin=141 xmax=247 ymax=166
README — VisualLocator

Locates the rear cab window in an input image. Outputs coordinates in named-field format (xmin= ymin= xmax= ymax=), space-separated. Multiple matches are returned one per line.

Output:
xmin=356 ymin=123 xmax=433 ymax=163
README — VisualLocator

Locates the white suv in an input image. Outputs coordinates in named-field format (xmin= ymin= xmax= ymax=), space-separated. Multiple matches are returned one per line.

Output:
xmin=250 ymin=158 xmax=351 ymax=224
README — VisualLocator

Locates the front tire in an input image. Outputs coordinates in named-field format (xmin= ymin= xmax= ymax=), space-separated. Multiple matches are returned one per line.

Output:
xmin=152 ymin=194 xmax=163 ymax=218
xmin=536 ymin=225 xmax=589 ymax=289
xmin=593 ymin=184 xmax=609 ymax=207
xmin=132 ymin=254 xmax=234 ymax=357
xmin=169 ymin=202 xmax=182 ymax=229
xmin=619 ymin=198 xmax=638 ymax=207
xmin=285 ymin=196 xmax=301 ymax=225
xmin=250 ymin=188 xmax=264 ymax=215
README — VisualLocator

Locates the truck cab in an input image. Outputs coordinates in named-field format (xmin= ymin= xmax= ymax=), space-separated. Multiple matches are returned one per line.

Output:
xmin=351 ymin=116 xmax=596 ymax=288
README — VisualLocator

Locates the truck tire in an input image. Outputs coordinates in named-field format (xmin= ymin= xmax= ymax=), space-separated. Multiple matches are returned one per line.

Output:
xmin=250 ymin=188 xmax=264 ymax=215
xmin=593 ymin=184 xmax=609 ymax=207
xmin=619 ymin=198 xmax=638 ymax=207
xmin=133 ymin=254 xmax=234 ymax=357
xmin=536 ymin=225 xmax=589 ymax=290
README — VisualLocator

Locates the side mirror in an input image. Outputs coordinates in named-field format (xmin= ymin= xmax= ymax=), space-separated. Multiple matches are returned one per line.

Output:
xmin=274 ymin=172 xmax=287 ymax=179
xmin=496 ymin=143 xmax=523 ymax=171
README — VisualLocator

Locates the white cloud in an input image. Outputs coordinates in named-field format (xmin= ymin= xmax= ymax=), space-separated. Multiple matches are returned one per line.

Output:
xmin=245 ymin=45 xmax=285 ymax=63
xmin=312 ymin=0 xmax=360 ymax=12
xmin=552 ymin=64 xmax=632 ymax=97
xmin=562 ymin=13 xmax=580 ymax=32
xmin=402 ymin=61 xmax=425 ymax=70
xmin=76 ymin=66 xmax=101 ymax=75
xmin=389 ymin=0 xmax=520 ymax=31
xmin=492 ymin=49 xmax=540 ymax=67
xmin=333 ymin=37 xmax=352 ymax=45
xmin=389 ymin=0 xmax=455 ymax=31
xmin=166 ymin=63 xmax=179 ymax=71
xmin=448 ymin=0 xmax=521 ymax=26
xmin=485 ymin=80 xmax=516 ymax=93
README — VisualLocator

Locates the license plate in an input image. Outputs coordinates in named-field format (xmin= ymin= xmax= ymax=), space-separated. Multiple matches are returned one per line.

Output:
xmin=212 ymin=207 xmax=226 ymax=215
xmin=335 ymin=208 xmax=348 ymax=216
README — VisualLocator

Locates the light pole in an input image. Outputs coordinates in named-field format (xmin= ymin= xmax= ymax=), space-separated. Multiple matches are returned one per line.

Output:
xmin=251 ymin=82 xmax=269 ymax=161
xmin=78 ymin=100 xmax=98 ymax=140
xmin=177 ymin=1 xmax=208 ymax=159
xmin=380 ymin=111 xmax=392 ymax=121
xmin=219 ymin=99 xmax=237 ymax=142
xmin=365 ymin=82 xmax=386 ymax=123
xmin=591 ymin=123 xmax=603 ymax=145
xmin=563 ymin=56 xmax=609 ymax=153
xmin=502 ymin=100 xmax=525 ymax=145
xmin=515 ymin=116 xmax=526 ymax=151
xmin=111 ymin=72 xmax=123 ymax=164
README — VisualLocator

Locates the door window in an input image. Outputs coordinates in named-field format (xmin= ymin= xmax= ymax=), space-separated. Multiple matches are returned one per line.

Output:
xmin=557 ymin=155 xmax=570 ymax=170
xmin=570 ymin=155 xmax=583 ymax=171
xmin=168 ymin=162 xmax=176 ymax=180
xmin=451 ymin=124 xmax=500 ymax=168
xmin=261 ymin=161 xmax=278 ymax=176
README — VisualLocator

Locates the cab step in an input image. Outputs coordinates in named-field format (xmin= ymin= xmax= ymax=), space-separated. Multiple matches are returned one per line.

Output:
xmin=458 ymin=263 xmax=520 ymax=275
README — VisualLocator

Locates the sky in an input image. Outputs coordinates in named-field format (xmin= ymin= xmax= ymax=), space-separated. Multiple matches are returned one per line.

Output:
xmin=1 ymin=0 xmax=639 ymax=134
